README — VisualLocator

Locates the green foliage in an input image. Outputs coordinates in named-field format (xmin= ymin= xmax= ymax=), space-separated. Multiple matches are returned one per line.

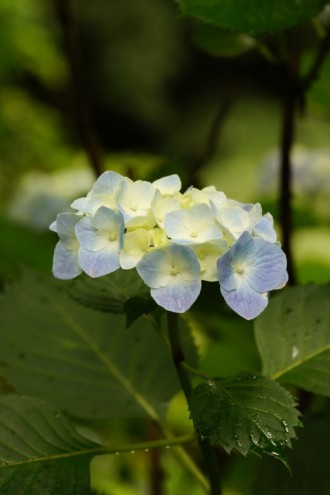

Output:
xmin=0 ymin=269 xmax=195 ymax=420
xmin=0 ymin=217 xmax=54 ymax=280
xmin=255 ymin=285 xmax=330 ymax=396
xmin=254 ymin=406 xmax=330 ymax=494
xmin=189 ymin=373 xmax=300 ymax=465
xmin=176 ymin=0 xmax=329 ymax=34
xmin=0 ymin=395 xmax=98 ymax=495
xmin=193 ymin=24 xmax=256 ymax=57
xmin=68 ymin=270 xmax=157 ymax=328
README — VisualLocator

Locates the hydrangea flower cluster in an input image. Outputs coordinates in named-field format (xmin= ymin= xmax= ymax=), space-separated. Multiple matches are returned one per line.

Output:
xmin=50 ymin=171 xmax=288 ymax=320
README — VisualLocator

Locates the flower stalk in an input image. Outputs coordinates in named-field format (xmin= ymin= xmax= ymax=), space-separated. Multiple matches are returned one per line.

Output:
xmin=167 ymin=312 xmax=221 ymax=495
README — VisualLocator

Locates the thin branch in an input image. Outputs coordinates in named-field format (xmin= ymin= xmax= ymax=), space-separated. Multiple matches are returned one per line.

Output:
xmin=54 ymin=0 xmax=103 ymax=177
xmin=167 ymin=312 xmax=221 ymax=495
xmin=279 ymin=57 xmax=298 ymax=285
xmin=299 ymin=29 xmax=330 ymax=94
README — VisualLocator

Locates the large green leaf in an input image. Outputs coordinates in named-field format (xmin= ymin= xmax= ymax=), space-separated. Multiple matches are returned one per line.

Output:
xmin=0 ymin=269 xmax=196 ymax=420
xmin=255 ymin=285 xmax=330 ymax=396
xmin=176 ymin=0 xmax=329 ymax=34
xmin=189 ymin=373 xmax=300 ymax=464
xmin=254 ymin=406 xmax=330 ymax=494
xmin=0 ymin=395 xmax=98 ymax=495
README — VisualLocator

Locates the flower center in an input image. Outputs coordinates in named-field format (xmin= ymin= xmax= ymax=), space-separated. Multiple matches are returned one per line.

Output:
xmin=108 ymin=232 xmax=117 ymax=242
xmin=190 ymin=231 xmax=198 ymax=238
xmin=170 ymin=267 xmax=179 ymax=276
xmin=235 ymin=266 xmax=244 ymax=275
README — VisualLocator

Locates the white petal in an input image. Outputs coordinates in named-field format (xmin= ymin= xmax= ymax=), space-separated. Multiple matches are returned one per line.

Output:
xmin=153 ymin=174 xmax=181 ymax=195
xmin=75 ymin=216 xmax=108 ymax=251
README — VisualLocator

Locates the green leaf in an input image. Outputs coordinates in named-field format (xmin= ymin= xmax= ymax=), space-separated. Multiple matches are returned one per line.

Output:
xmin=189 ymin=373 xmax=300 ymax=465
xmin=0 ymin=269 xmax=196 ymax=420
xmin=0 ymin=395 xmax=98 ymax=495
xmin=255 ymin=285 xmax=330 ymax=396
xmin=254 ymin=407 xmax=330 ymax=494
xmin=68 ymin=270 xmax=150 ymax=314
xmin=193 ymin=24 xmax=256 ymax=57
xmin=177 ymin=0 xmax=329 ymax=34
xmin=68 ymin=271 xmax=157 ymax=328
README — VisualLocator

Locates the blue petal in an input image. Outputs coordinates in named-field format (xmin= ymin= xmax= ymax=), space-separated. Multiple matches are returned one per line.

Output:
xmin=220 ymin=279 xmax=268 ymax=320
xmin=254 ymin=215 xmax=277 ymax=243
xmin=217 ymin=249 xmax=237 ymax=290
xmin=246 ymin=238 xmax=287 ymax=292
xmin=78 ymin=245 xmax=120 ymax=277
xmin=136 ymin=244 xmax=200 ymax=289
xmin=151 ymin=279 xmax=201 ymax=313
xmin=52 ymin=241 xmax=81 ymax=280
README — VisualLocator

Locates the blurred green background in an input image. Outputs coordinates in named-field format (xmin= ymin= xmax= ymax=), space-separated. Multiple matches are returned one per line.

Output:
xmin=0 ymin=1 xmax=330 ymax=493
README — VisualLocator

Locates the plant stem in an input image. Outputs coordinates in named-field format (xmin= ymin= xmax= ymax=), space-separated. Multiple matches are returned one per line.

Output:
xmin=167 ymin=312 xmax=221 ymax=495
xmin=186 ymin=92 xmax=234 ymax=190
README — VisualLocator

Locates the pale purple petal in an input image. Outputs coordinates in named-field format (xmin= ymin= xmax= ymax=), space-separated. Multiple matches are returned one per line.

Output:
xmin=245 ymin=238 xmax=287 ymax=292
xmin=78 ymin=245 xmax=120 ymax=277
xmin=75 ymin=217 xmax=108 ymax=251
xmin=220 ymin=279 xmax=268 ymax=320
xmin=56 ymin=213 xmax=80 ymax=250
xmin=151 ymin=279 xmax=201 ymax=313
xmin=217 ymin=250 xmax=237 ymax=291
xmin=52 ymin=241 xmax=81 ymax=280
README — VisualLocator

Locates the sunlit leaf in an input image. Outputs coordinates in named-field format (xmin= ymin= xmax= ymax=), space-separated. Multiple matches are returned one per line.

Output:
xmin=189 ymin=373 xmax=300 ymax=465
xmin=0 ymin=269 xmax=196 ymax=420
xmin=176 ymin=0 xmax=329 ymax=34
xmin=0 ymin=395 xmax=98 ymax=495
xmin=255 ymin=285 xmax=330 ymax=396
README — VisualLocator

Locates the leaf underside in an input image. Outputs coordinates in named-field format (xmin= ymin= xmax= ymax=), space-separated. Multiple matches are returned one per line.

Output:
xmin=177 ymin=0 xmax=329 ymax=34
xmin=255 ymin=285 xmax=330 ymax=396
xmin=189 ymin=373 xmax=300 ymax=466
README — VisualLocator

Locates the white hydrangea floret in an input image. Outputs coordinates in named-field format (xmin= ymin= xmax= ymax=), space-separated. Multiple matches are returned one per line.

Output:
xmin=71 ymin=171 xmax=128 ymax=215
xmin=50 ymin=170 xmax=288 ymax=320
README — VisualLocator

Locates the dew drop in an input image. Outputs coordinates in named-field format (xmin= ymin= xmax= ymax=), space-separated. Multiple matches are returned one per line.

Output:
xmin=291 ymin=346 xmax=299 ymax=359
